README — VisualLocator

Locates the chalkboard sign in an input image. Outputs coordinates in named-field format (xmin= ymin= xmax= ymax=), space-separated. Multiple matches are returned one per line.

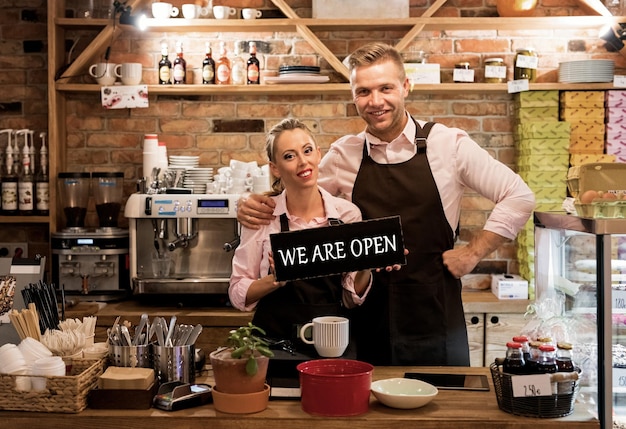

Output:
xmin=270 ymin=216 xmax=405 ymax=282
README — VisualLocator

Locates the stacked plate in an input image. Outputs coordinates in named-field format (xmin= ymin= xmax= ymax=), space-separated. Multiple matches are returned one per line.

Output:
xmin=169 ymin=155 xmax=199 ymax=169
xmin=183 ymin=167 xmax=214 ymax=193
xmin=558 ymin=59 xmax=614 ymax=83
xmin=266 ymin=65 xmax=329 ymax=84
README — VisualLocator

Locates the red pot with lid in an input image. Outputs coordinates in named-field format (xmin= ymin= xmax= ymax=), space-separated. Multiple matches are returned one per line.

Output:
xmin=297 ymin=359 xmax=374 ymax=416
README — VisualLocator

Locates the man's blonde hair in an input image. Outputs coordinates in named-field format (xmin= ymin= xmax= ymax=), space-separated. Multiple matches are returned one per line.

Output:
xmin=347 ymin=42 xmax=406 ymax=81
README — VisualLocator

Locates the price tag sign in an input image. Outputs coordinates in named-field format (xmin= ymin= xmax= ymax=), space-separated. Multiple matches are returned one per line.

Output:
xmin=613 ymin=289 xmax=626 ymax=310
xmin=511 ymin=374 xmax=552 ymax=397
xmin=515 ymin=54 xmax=538 ymax=70
xmin=507 ymin=79 xmax=530 ymax=93
xmin=485 ymin=65 xmax=507 ymax=80
xmin=614 ymin=75 xmax=626 ymax=88
xmin=453 ymin=68 xmax=475 ymax=83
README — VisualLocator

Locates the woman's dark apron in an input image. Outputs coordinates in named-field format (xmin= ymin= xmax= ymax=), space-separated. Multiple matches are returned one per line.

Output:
xmin=351 ymin=119 xmax=470 ymax=366
xmin=252 ymin=214 xmax=346 ymax=343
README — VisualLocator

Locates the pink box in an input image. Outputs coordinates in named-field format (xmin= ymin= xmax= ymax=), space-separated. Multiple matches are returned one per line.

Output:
xmin=607 ymin=123 xmax=626 ymax=140
xmin=606 ymin=108 xmax=626 ymax=122
xmin=606 ymin=90 xmax=626 ymax=108
xmin=605 ymin=139 xmax=626 ymax=155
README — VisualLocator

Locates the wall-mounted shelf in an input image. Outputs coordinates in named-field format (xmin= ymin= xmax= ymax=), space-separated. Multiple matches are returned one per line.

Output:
xmin=55 ymin=82 xmax=619 ymax=96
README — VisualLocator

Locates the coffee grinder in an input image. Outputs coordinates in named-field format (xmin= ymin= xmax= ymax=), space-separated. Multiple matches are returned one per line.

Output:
xmin=51 ymin=172 xmax=130 ymax=301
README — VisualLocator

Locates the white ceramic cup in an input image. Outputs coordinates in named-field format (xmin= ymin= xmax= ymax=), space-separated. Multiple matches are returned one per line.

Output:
xmin=152 ymin=2 xmax=179 ymax=19
xmin=89 ymin=62 xmax=117 ymax=85
xmin=299 ymin=316 xmax=350 ymax=358
xmin=242 ymin=8 xmax=262 ymax=19
xmin=213 ymin=5 xmax=236 ymax=19
xmin=252 ymin=175 xmax=270 ymax=193
xmin=182 ymin=4 xmax=210 ymax=19
xmin=114 ymin=62 xmax=143 ymax=85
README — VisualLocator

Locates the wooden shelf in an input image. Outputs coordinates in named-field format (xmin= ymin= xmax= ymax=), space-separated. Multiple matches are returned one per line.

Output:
xmin=0 ymin=216 xmax=50 ymax=224
xmin=54 ymin=82 xmax=619 ymax=96
xmin=56 ymin=16 xmax=615 ymax=33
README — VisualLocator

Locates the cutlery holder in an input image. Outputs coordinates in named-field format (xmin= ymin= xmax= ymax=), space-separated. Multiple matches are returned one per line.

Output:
xmin=152 ymin=344 xmax=195 ymax=384
xmin=108 ymin=344 xmax=151 ymax=368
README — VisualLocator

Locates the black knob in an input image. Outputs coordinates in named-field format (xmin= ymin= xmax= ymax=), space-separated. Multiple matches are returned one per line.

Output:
xmin=490 ymin=316 xmax=499 ymax=324
xmin=470 ymin=316 xmax=480 ymax=325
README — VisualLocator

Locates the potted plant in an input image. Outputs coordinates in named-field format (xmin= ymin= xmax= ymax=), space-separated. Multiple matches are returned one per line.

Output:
xmin=209 ymin=322 xmax=274 ymax=413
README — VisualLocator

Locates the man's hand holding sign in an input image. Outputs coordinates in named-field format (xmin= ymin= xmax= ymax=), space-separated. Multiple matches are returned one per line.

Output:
xmin=270 ymin=216 xmax=406 ymax=282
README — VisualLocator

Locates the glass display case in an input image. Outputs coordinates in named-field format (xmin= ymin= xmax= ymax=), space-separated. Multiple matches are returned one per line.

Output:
xmin=534 ymin=211 xmax=626 ymax=429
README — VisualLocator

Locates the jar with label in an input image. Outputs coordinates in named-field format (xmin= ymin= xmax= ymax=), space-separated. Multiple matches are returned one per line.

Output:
xmin=514 ymin=48 xmax=538 ymax=82
xmin=453 ymin=62 xmax=474 ymax=83
xmin=484 ymin=57 xmax=506 ymax=83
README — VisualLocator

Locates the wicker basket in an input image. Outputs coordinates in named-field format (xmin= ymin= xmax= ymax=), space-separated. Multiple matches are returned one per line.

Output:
xmin=490 ymin=361 xmax=580 ymax=418
xmin=0 ymin=358 xmax=105 ymax=413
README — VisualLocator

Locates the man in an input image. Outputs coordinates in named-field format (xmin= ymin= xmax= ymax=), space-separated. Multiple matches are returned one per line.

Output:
xmin=237 ymin=42 xmax=535 ymax=366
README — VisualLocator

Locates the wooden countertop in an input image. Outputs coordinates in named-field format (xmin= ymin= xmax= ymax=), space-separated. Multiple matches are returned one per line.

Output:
xmin=1 ymin=366 xmax=598 ymax=429
xmin=88 ymin=290 xmax=529 ymax=326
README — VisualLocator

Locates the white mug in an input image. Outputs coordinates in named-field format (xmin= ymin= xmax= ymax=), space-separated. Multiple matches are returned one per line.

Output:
xmin=114 ymin=62 xmax=142 ymax=85
xmin=152 ymin=2 xmax=179 ymax=19
xmin=213 ymin=5 xmax=236 ymax=19
xmin=242 ymin=8 xmax=262 ymax=19
xmin=182 ymin=4 xmax=210 ymax=19
xmin=299 ymin=316 xmax=350 ymax=358
xmin=89 ymin=62 xmax=117 ymax=85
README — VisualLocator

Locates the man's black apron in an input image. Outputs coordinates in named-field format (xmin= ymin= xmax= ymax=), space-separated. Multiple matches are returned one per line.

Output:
xmin=252 ymin=214 xmax=346 ymax=342
xmin=351 ymin=119 xmax=470 ymax=366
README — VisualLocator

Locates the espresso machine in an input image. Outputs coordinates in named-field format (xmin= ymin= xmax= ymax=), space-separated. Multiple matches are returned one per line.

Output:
xmin=51 ymin=172 xmax=130 ymax=301
xmin=124 ymin=192 xmax=240 ymax=301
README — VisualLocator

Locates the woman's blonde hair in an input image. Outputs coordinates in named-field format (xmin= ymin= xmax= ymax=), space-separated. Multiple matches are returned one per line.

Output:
xmin=265 ymin=117 xmax=316 ymax=196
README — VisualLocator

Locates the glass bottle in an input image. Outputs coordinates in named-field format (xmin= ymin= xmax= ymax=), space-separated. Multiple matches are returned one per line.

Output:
xmin=35 ymin=131 xmax=49 ymax=216
xmin=17 ymin=129 xmax=34 ymax=216
xmin=173 ymin=41 xmax=186 ymax=84
xmin=230 ymin=41 xmax=246 ymax=85
xmin=247 ymin=41 xmax=260 ymax=85
xmin=512 ymin=335 xmax=530 ymax=366
xmin=503 ymin=341 xmax=526 ymax=374
xmin=202 ymin=42 xmax=216 ymax=84
xmin=2 ymin=133 xmax=17 ymax=216
xmin=158 ymin=43 xmax=172 ymax=84
xmin=556 ymin=342 xmax=575 ymax=372
xmin=536 ymin=344 xmax=558 ymax=374
xmin=526 ymin=340 xmax=542 ymax=373
xmin=514 ymin=48 xmax=538 ymax=82
xmin=216 ymin=42 xmax=231 ymax=85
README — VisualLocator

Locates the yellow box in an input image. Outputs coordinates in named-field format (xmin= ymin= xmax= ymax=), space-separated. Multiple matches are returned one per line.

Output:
xmin=518 ymin=138 xmax=569 ymax=154
xmin=560 ymin=108 xmax=605 ymax=120
xmin=570 ymin=154 xmax=616 ymax=165
xmin=569 ymin=138 xmax=605 ymax=154
xmin=560 ymin=90 xmax=605 ymax=104
xmin=516 ymin=121 xmax=570 ymax=139
xmin=519 ymin=170 xmax=566 ymax=187
xmin=518 ymin=154 xmax=569 ymax=171
xmin=532 ymin=187 xmax=567 ymax=200
xmin=514 ymin=91 xmax=559 ymax=107
xmin=569 ymin=121 xmax=605 ymax=137
xmin=515 ymin=107 xmax=559 ymax=121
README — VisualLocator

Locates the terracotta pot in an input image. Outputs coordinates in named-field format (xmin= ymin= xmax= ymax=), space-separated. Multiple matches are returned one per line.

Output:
xmin=209 ymin=348 xmax=269 ymax=394
xmin=211 ymin=383 xmax=270 ymax=414
xmin=496 ymin=0 xmax=538 ymax=17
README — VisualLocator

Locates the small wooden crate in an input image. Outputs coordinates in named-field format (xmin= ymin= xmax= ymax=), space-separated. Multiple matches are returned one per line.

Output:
xmin=0 ymin=358 xmax=105 ymax=413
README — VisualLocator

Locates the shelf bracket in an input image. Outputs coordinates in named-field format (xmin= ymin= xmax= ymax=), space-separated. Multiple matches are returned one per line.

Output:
xmin=271 ymin=0 xmax=349 ymax=80
xmin=58 ymin=0 xmax=150 ymax=82
xmin=395 ymin=0 xmax=447 ymax=53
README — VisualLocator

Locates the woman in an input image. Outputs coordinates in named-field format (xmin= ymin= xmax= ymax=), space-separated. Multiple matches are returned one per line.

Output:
xmin=229 ymin=118 xmax=371 ymax=342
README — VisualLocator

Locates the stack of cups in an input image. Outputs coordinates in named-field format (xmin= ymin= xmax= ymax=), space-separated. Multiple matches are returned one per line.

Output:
xmin=31 ymin=356 xmax=66 ymax=392
xmin=143 ymin=134 xmax=159 ymax=181
xmin=156 ymin=141 xmax=168 ymax=174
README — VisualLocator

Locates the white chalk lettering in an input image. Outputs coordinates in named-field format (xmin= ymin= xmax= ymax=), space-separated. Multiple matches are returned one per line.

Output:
xmin=350 ymin=235 xmax=397 ymax=257
xmin=311 ymin=241 xmax=347 ymax=262
xmin=278 ymin=246 xmax=308 ymax=266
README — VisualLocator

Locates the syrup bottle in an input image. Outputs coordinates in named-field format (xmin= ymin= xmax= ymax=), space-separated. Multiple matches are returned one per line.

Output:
xmin=202 ymin=42 xmax=216 ymax=84
xmin=173 ymin=41 xmax=186 ymax=84
xmin=556 ymin=342 xmax=575 ymax=372
xmin=536 ymin=344 xmax=558 ymax=374
xmin=503 ymin=341 xmax=525 ymax=375
xmin=17 ymin=129 xmax=34 ymax=216
xmin=158 ymin=43 xmax=172 ymax=84
xmin=216 ymin=41 xmax=231 ymax=85
xmin=35 ymin=131 xmax=49 ymax=216
xmin=247 ymin=41 xmax=260 ymax=85
xmin=230 ymin=41 xmax=246 ymax=85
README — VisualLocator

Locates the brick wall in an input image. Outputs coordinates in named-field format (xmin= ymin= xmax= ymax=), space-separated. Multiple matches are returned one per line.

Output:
xmin=2 ymin=0 xmax=625 ymax=282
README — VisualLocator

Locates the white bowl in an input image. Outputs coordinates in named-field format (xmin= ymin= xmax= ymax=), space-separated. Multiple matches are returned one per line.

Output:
xmin=371 ymin=377 xmax=438 ymax=409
